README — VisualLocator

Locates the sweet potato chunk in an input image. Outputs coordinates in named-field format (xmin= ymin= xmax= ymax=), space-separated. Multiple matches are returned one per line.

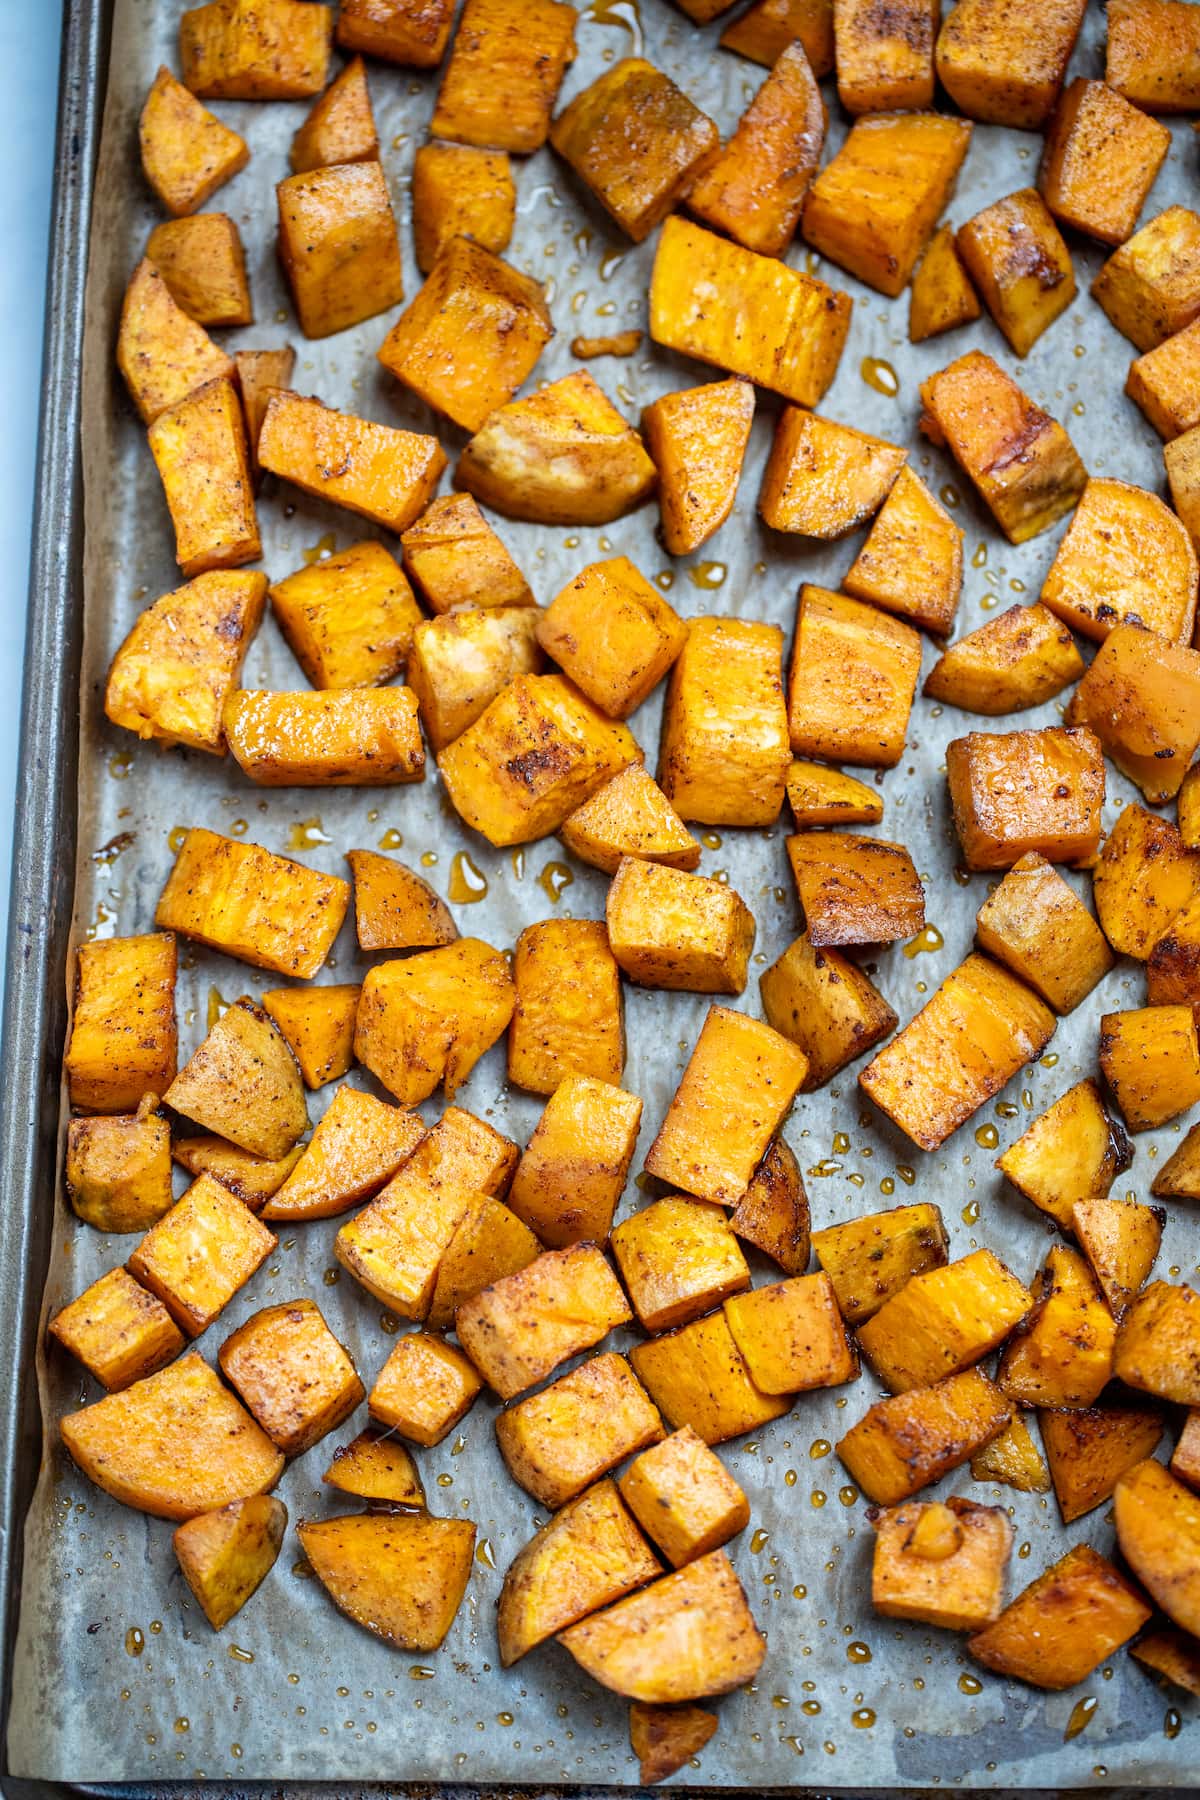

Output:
xmin=1169 ymin=426 xmax=1200 ymax=557
xmin=785 ymin=764 xmax=882 ymax=829
xmin=924 ymin=602 xmax=1082 ymax=716
xmin=786 ymin=832 xmax=925 ymax=948
xmin=859 ymin=1247 xmax=1032 ymax=1395
xmin=760 ymin=933 xmax=897 ymax=1095
xmin=1092 ymin=206 xmax=1200 ymax=352
xmin=537 ymin=557 xmax=685 ymax=721
xmin=146 ymin=213 xmax=251 ymax=333
xmin=408 ymin=607 xmax=542 ymax=750
xmin=1174 ymin=1411 xmax=1200 ymax=1488
xmin=140 ymin=64 xmax=248 ymax=216
xmin=260 ymin=985 xmax=359 ymax=1088
xmin=760 ymin=410 xmax=906 ymax=539
xmin=66 ymin=934 xmax=177 ymax=1116
xmin=49 ymin=1268 xmax=184 ymax=1393
xmin=1100 ymin=1006 xmax=1200 ymax=1132
xmin=127 ymin=1174 xmax=276 ymax=1337
xmin=335 ymin=0 xmax=454 ymax=63
xmin=1041 ymin=1404 xmax=1164 ymax=1523
xmin=1093 ymin=804 xmax=1200 ymax=958
xmin=1040 ymin=79 xmax=1169 ymax=248
xmin=861 ymin=953 xmax=1056 ymax=1152
xmin=456 ymin=1244 xmax=632 ymax=1400
xmin=1152 ymin=1121 xmax=1200 ymax=1200
xmin=562 ymin=766 xmax=699 ymax=875
xmin=172 ymin=1136 xmax=302 ymax=1211
xmin=719 ymin=0 xmax=835 ymax=74
xmin=956 ymin=189 xmax=1076 ymax=357
xmin=508 ymin=919 xmax=624 ymax=1094
xmin=724 ymin=1271 xmax=857 ymax=1395
xmin=347 ymin=851 xmax=456 ymax=953
xmin=164 ymin=998 xmax=307 ymax=1159
xmin=996 ymin=1246 xmax=1115 ymax=1409
xmin=156 ymin=827 xmax=349 ymax=979
xmin=508 ymin=1077 xmax=641 ymax=1249
xmin=1115 ymin=1458 xmax=1200 ymax=1637
xmin=1042 ymin=478 xmax=1197 ymax=645
xmin=833 ymin=0 xmax=935 ymax=111
xmin=838 ymin=1370 xmax=1011 ymax=1505
xmin=106 ymin=569 xmax=264 ymax=755
xmin=658 ymin=616 xmax=788 ymax=828
xmin=236 ymin=345 xmax=295 ymax=476
xmin=606 ymin=858 xmax=755 ymax=997
xmin=996 ymin=1079 xmax=1130 ymax=1229
xmin=968 ymin=1543 xmax=1150 ymax=1688
xmin=276 ymin=161 xmax=402 ymax=340
xmin=430 ymin=0 xmax=576 ymax=153
xmin=1131 ymin=1627 xmax=1200 ymax=1695
xmin=842 ymin=466 xmax=962 ymax=636
xmin=323 ymin=1430 xmax=425 ymax=1507
xmin=223 ymin=687 xmax=423 ymax=786
xmin=641 ymin=379 xmax=753 ymax=557
xmin=298 ymin=1513 xmax=474 ymax=1649
xmin=290 ymin=55 xmax=377 ymax=172
xmin=401 ymin=492 xmax=531 ymax=614
xmin=425 ymin=1194 xmax=539 ymax=1330
xmin=613 ymin=1200 xmax=749 ymax=1334
xmin=787 ymin=585 xmax=922 ymax=769
xmin=118 ymin=258 xmax=234 ymax=425
xmin=630 ymin=1704 xmax=719 ymax=1785
xmin=219 ymin=1301 xmax=363 ymax=1454
xmin=619 ymin=1426 xmax=749 ymax=1569
xmin=1113 ymin=1282 xmax=1200 ymax=1402
xmin=410 ymin=144 xmax=514 ymax=273
xmin=728 ymin=1138 xmax=810 ymax=1273
xmin=368 ymin=1332 xmax=483 ymax=1445
xmin=909 ymin=223 xmax=981 ymax=343
xmin=688 ymin=41 xmax=823 ymax=254
xmin=174 ymin=1494 xmax=286 ymax=1629
xmin=60 ymin=1352 xmax=283 ymax=1520
xmin=1068 ymin=622 xmax=1200 ymax=804
xmin=945 ymin=726 xmax=1104 ymax=870
xmin=812 ymin=1202 xmax=948 ymax=1327
xmin=935 ymin=0 xmax=1085 ymax=126
xmin=1072 ymin=1195 xmax=1163 ymax=1319
xmin=181 ymin=0 xmax=331 ymax=98
xmin=1106 ymin=0 xmax=1200 ymax=111
xmin=264 ymin=1087 xmax=424 ymax=1223
xmin=258 ymin=390 xmax=445 ymax=533
xmin=975 ymin=852 xmax=1113 ymax=1012
xmin=354 ymin=938 xmax=516 ymax=1106
xmin=148 ymin=375 xmax=260 ymax=576
xmin=496 ymin=1353 xmax=664 ymax=1508
xmin=969 ymin=1413 xmax=1050 ymax=1492
xmin=870 ymin=1496 xmax=1012 ymax=1630
xmin=629 ymin=1311 xmax=789 ymax=1445
xmin=1127 ymin=316 xmax=1200 ymax=440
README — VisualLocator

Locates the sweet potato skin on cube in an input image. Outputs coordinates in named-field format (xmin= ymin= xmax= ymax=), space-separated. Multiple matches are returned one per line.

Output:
xmin=508 ymin=1077 xmax=642 ymax=1249
xmin=65 ymin=933 xmax=177 ymax=1115
xmin=257 ymin=389 xmax=445 ymax=533
xmin=955 ymin=188 xmax=1076 ymax=357
xmin=659 ymin=616 xmax=790 ymax=828
xmin=561 ymin=765 xmax=700 ymax=875
xmin=996 ymin=1078 xmax=1131 ymax=1230
xmin=619 ymin=1426 xmax=750 ymax=1568
xmin=628 ymin=1311 xmax=789 ymax=1445
xmin=106 ymin=569 xmax=265 ymax=755
xmin=786 ymin=832 xmax=925 ymax=948
xmin=728 ymin=1137 xmax=810 ymax=1273
xmin=140 ymin=65 xmax=249 ymax=217
xmin=724 ymin=1271 xmax=857 ymax=1395
xmin=975 ymin=852 xmax=1113 ymax=1013
xmin=967 ymin=1543 xmax=1151 ymax=1689
xmin=935 ymin=0 xmax=1086 ymax=127
xmin=870 ymin=1496 xmax=1012 ymax=1630
xmin=508 ymin=918 xmax=624 ymax=1094
xmin=353 ymin=938 xmax=516 ymax=1107
xmin=606 ymin=857 xmax=756 ymax=997
xmin=49 ymin=1268 xmax=185 ymax=1393
xmin=923 ymin=603 xmax=1083 ymax=716
xmin=298 ymin=1513 xmax=475 ymax=1650
xmin=812 ymin=1202 xmax=948 ymax=1326
xmin=218 ymin=1301 xmax=364 ymax=1455
xmin=495 ymin=1353 xmax=665 ymax=1509
xmin=368 ymin=1332 xmax=483 ymax=1446
xmin=787 ymin=585 xmax=922 ymax=769
xmin=858 ymin=1247 xmax=1032 ymax=1395
xmin=277 ymin=161 xmax=403 ymax=340
xmin=945 ymin=726 xmax=1104 ymax=870
xmin=641 ymin=379 xmax=754 ymax=557
xmin=537 ymin=556 xmax=685 ymax=721
xmin=430 ymin=0 xmax=577 ymax=154
xmin=836 ymin=1369 xmax=1012 ymax=1505
xmin=1100 ymin=1006 xmax=1200 ymax=1133
xmin=1041 ymin=1403 xmax=1164 ymax=1523
xmin=173 ymin=1493 xmax=287 ymax=1630
xmin=148 ymin=375 xmax=260 ymax=576
xmin=127 ymin=1172 xmax=277 ymax=1337
xmin=223 ymin=688 xmax=424 ymax=786
xmin=687 ymin=41 xmax=824 ymax=256
xmin=612 ymin=1199 xmax=750 ymax=1334
xmin=455 ymin=1244 xmax=632 ymax=1400
xmin=155 ymin=827 xmax=349 ymax=980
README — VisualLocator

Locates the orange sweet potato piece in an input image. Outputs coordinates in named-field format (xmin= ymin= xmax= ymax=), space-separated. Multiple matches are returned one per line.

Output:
xmin=968 ymin=1543 xmax=1150 ymax=1687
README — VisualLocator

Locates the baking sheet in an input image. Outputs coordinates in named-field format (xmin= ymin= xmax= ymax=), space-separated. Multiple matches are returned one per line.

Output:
xmin=7 ymin=0 xmax=1200 ymax=1782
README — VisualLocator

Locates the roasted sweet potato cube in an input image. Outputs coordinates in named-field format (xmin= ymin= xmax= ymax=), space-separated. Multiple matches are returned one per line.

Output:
xmin=934 ymin=0 xmax=1085 ymax=126
xmin=118 ymin=257 xmax=234 ymax=425
xmin=606 ymin=858 xmax=755 ymax=997
xmin=347 ymin=851 xmax=456 ymax=953
xmin=832 ymin=0 xmax=935 ymax=111
xmin=106 ymin=569 xmax=264 ymax=755
xmin=66 ymin=934 xmax=177 ymax=1115
xmin=968 ymin=1543 xmax=1150 ymax=1688
xmin=842 ymin=466 xmax=962 ymax=637
xmin=411 ymin=144 xmax=514 ymax=274
xmin=223 ymin=687 xmax=424 ymax=787
xmin=909 ymin=223 xmax=982 ymax=343
xmin=1173 ymin=1410 xmax=1200 ymax=1487
xmin=1115 ymin=1458 xmax=1200 ymax=1640
xmin=945 ymin=726 xmax=1104 ymax=870
xmin=368 ymin=1332 xmax=483 ymax=1445
xmin=562 ymin=766 xmax=699 ymax=875
xmin=1072 ymin=1195 xmax=1162 ymax=1320
xmin=785 ymin=764 xmax=882 ymax=829
xmin=996 ymin=1079 xmax=1130 ymax=1229
xmin=495 ymin=1353 xmax=665 ymax=1508
xmin=537 ymin=556 xmax=685 ymax=721
xmin=760 ymin=410 xmax=906 ymax=540
xmin=1131 ymin=1627 xmax=1200 ymax=1695
xmin=1042 ymin=478 xmax=1197 ymax=645
xmin=149 ymin=375 xmax=260 ymax=576
xmin=1127 ymin=317 xmax=1200 ymax=440
xmin=235 ymin=345 xmax=295 ymax=479
xmin=400 ymin=492 xmax=532 ymax=613
xmin=323 ymin=1430 xmax=425 ymax=1507
xmin=1106 ymin=0 xmax=1200 ymax=111
xmin=156 ymin=828 xmax=349 ymax=979
xmin=919 ymin=351 xmax=1086 ymax=543
xmin=1041 ymin=1404 xmax=1164 ymax=1524
xmin=996 ymin=1246 xmax=1115 ymax=1409
xmin=1169 ymin=425 xmax=1200 ymax=555
xmin=1101 ymin=1006 xmax=1200 ymax=1133
xmin=1092 ymin=206 xmax=1200 ymax=352
xmin=508 ymin=919 xmax=623 ymax=1094
xmin=559 ymin=1551 xmax=766 ymax=1703
xmin=811 ymin=1202 xmax=948 ymax=1327
xmin=425 ymin=1194 xmax=539 ymax=1330
xmin=619 ymin=1426 xmax=749 ymax=1569
xmin=838 ymin=1369 xmax=1011 ymax=1504
xmin=298 ymin=1512 xmax=474 ymax=1649
xmin=127 ymin=1174 xmax=276 ymax=1337
xmin=430 ymin=0 xmax=576 ymax=153
xmin=728 ymin=1138 xmax=810 ymax=1274
xmin=649 ymin=216 xmax=850 ymax=406
xmin=290 ymin=55 xmax=377 ymax=172
xmin=147 ymin=213 xmax=251 ymax=331
xmin=258 ymin=985 xmax=359 ymax=1088
xmin=498 ymin=1480 xmax=662 ymax=1666
xmin=969 ymin=1413 xmax=1050 ymax=1491
xmin=687 ymin=41 xmax=823 ymax=255
xmin=1113 ymin=1282 xmax=1200 ymax=1402
xmin=264 ymin=1088 xmax=423 ymax=1224
xmin=508 ymin=1077 xmax=642 ymax=1249
xmin=641 ymin=379 xmax=754 ymax=557
xmin=165 ymin=998 xmax=307 ymax=1158
xmin=787 ymin=586 xmax=922 ymax=769
xmin=277 ymin=161 xmax=402 ymax=340
xmin=258 ymin=390 xmax=445 ymax=534
xmin=1040 ymin=79 xmax=1169 ymax=249
xmin=1094 ymin=804 xmax=1200 ymax=958
xmin=761 ymin=932 xmax=898 ymax=1090
xmin=1069 ymin=623 xmax=1200 ymax=804
xmin=870 ymin=1496 xmax=1012 ymax=1630
xmin=975 ymin=852 xmax=1113 ymax=1013
xmin=956 ymin=189 xmax=1076 ymax=357
xmin=173 ymin=1136 xmax=302 ymax=1210
xmin=456 ymin=371 xmax=656 ymax=526
xmin=408 ymin=607 xmax=542 ymax=750
xmin=181 ymin=0 xmax=331 ymax=98
xmin=923 ymin=602 xmax=1083 ymax=716
xmin=174 ymin=1494 xmax=286 ymax=1630
xmin=139 ymin=64 xmax=248 ymax=217
xmin=456 ymin=1244 xmax=631 ymax=1399
xmin=49 ymin=1268 xmax=184 ymax=1393
xmin=628 ymin=1311 xmax=789 ymax=1445
xmin=723 ymin=1271 xmax=857 ymax=1395
xmin=1153 ymin=1121 xmax=1200 ymax=1200
xmin=658 ymin=616 xmax=788 ymax=828
xmin=719 ymin=0 xmax=835 ymax=75
xmin=612 ymin=1199 xmax=749 ymax=1334
xmin=801 ymin=112 xmax=972 ymax=298
xmin=66 ymin=1101 xmax=174 ymax=1233
xmin=645 ymin=1005 xmax=807 ymax=1205
xmin=859 ymin=1247 xmax=1032 ymax=1395
xmin=786 ymin=832 xmax=925 ymax=948
xmin=219 ymin=1301 xmax=363 ymax=1455
xmin=335 ymin=0 xmax=454 ymax=63
xmin=354 ymin=938 xmax=516 ymax=1106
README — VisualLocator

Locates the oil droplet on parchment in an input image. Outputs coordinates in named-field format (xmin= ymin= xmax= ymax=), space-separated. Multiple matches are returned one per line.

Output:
xmin=537 ymin=860 xmax=574 ymax=903
xmin=860 ymin=357 xmax=898 ymax=397
xmin=1064 ymin=1696 xmax=1097 ymax=1740
xmin=448 ymin=851 xmax=488 ymax=904
xmin=903 ymin=925 xmax=943 ymax=959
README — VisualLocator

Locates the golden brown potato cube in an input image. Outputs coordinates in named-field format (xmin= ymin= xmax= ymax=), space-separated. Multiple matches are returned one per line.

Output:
xmin=431 ymin=0 xmax=576 ymax=153
xmin=408 ymin=607 xmax=543 ymax=751
xmin=410 ymin=143 xmax=514 ymax=275
xmin=838 ymin=1369 xmax=1011 ymax=1505
xmin=785 ymin=764 xmax=883 ymax=829
xmin=923 ymin=603 xmax=1083 ymax=716
xmin=996 ymin=1078 xmax=1130 ymax=1230
xmin=1114 ymin=1282 xmax=1200 ymax=1403
xmin=606 ymin=858 xmax=755 ymax=997
xmin=66 ymin=1102 xmax=174 ymax=1233
xmin=649 ymin=215 xmax=850 ymax=407
xmin=1041 ymin=1404 xmax=1164 ymax=1524
xmin=173 ymin=1136 xmax=303 ymax=1211
xmin=149 ymin=375 xmax=260 ymax=576
xmin=537 ymin=556 xmax=685 ymax=721
xmin=509 ymin=919 xmax=624 ymax=1094
xmin=996 ymin=1246 xmax=1115 ymax=1410
xmin=861 ymin=953 xmax=1056 ymax=1152
xmin=968 ymin=1543 xmax=1150 ymax=1688
xmin=1068 ymin=623 xmax=1200 ymax=804
xmin=235 ymin=345 xmax=295 ymax=479
xmin=260 ymin=985 xmax=359 ymax=1089
xmin=1107 ymin=0 xmax=1200 ymax=111
xmin=550 ymin=59 xmax=718 ymax=245
xmin=118 ymin=257 xmax=234 ymax=426
xmin=323 ymin=1430 xmax=425 ymax=1507
xmin=455 ymin=1244 xmax=632 ymax=1400
xmin=811 ymin=1203 xmax=948 ymax=1327
xmin=508 ymin=1077 xmax=642 ymax=1249
xmin=1092 ymin=206 xmax=1200 ymax=352
xmin=156 ymin=827 xmax=349 ymax=979
xmin=499 ymin=1480 xmax=661 ymax=1667
xmin=935 ymin=0 xmax=1085 ymax=126
xmin=1040 ymin=78 xmax=1170 ymax=248
xmin=786 ymin=832 xmax=925 ymax=948
xmin=760 ymin=409 xmax=906 ymax=540
xmin=298 ymin=1512 xmax=474 ymax=1649
xmin=619 ymin=1426 xmax=749 ymax=1569
xmin=1169 ymin=424 xmax=1200 ymax=555
xmin=127 ymin=1174 xmax=276 ymax=1338
xmin=400 ymin=492 xmax=531 ymax=614
xmin=224 ymin=686 xmax=425 ymax=786
xmin=1073 ymin=1195 xmax=1163 ymax=1320
xmin=336 ymin=0 xmax=454 ymax=63
xmin=909 ymin=222 xmax=982 ymax=343
xmin=139 ymin=64 xmax=248 ymax=217
xmin=946 ymin=726 xmax=1104 ymax=871
xmin=728 ymin=1138 xmax=810 ymax=1273
xmin=146 ymin=213 xmax=250 ymax=331
xmin=1127 ymin=317 xmax=1200 ymax=440
xmin=658 ymin=616 xmax=789 ymax=828
xmin=720 ymin=0 xmax=834 ymax=75
xmin=870 ymin=1496 xmax=1012 ymax=1631
xmin=787 ymin=585 xmax=921 ymax=769
xmin=833 ymin=0 xmax=935 ymax=110
xmin=612 ymin=1199 xmax=749 ymax=1334
xmin=425 ymin=1194 xmax=539 ymax=1329
xmin=842 ymin=466 xmax=963 ymax=637
xmin=257 ymin=389 xmax=445 ymax=533
xmin=65 ymin=933 xmax=177 ymax=1115
xmin=1116 ymin=1458 xmax=1200 ymax=1643
xmin=1094 ymin=804 xmax=1200 ymax=958
xmin=956 ymin=188 xmax=1076 ymax=357
xmin=496 ymin=1353 xmax=665 ymax=1508
xmin=969 ymin=1413 xmax=1050 ymax=1492
xmin=1131 ymin=1627 xmax=1200 ymax=1695
xmin=181 ymin=0 xmax=331 ymax=98
xmin=347 ymin=851 xmax=456 ymax=953
xmin=219 ymin=1300 xmax=363 ymax=1455
xmin=1101 ymin=1005 xmax=1200 ymax=1133
xmin=561 ymin=765 xmax=700 ymax=876
xmin=1173 ymin=1410 xmax=1200 ymax=1488
xmin=975 ymin=852 xmax=1113 ymax=1013
xmin=641 ymin=379 xmax=754 ymax=558
xmin=290 ymin=55 xmax=377 ymax=172
xmin=276 ymin=161 xmax=402 ymax=340
xmin=1145 ymin=873 xmax=1200 ymax=1006
xmin=354 ymin=938 xmax=516 ymax=1106
xmin=264 ymin=1088 xmax=423 ymax=1224
xmin=687 ymin=41 xmax=823 ymax=256
xmin=645 ymin=1005 xmax=808 ymax=1205
xmin=802 ymin=112 xmax=971 ymax=299
xmin=1153 ymin=1120 xmax=1200 ymax=1200
xmin=49 ymin=1268 xmax=184 ymax=1392
xmin=368 ymin=1332 xmax=483 ymax=1446
xmin=174 ymin=1493 xmax=286 ymax=1631
xmin=1042 ymin=478 xmax=1197 ymax=645
xmin=919 ymin=350 xmax=1087 ymax=542
xmin=724 ymin=1271 xmax=857 ymax=1396
xmin=165 ymin=998 xmax=307 ymax=1158
xmin=859 ymin=1247 xmax=1032 ymax=1395
xmin=629 ymin=1311 xmax=789 ymax=1445
xmin=437 ymin=672 xmax=638 ymax=845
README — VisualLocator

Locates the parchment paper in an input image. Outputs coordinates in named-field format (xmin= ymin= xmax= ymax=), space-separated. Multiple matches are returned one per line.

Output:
xmin=8 ymin=0 xmax=1200 ymax=1781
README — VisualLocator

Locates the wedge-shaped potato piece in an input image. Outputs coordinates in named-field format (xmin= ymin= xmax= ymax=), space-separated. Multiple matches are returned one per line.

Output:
xmin=60 ymin=1352 xmax=283 ymax=1519
xmin=832 ymin=0 xmax=935 ymax=111
xmin=659 ymin=616 xmax=789 ymax=828
xmin=919 ymin=351 xmax=1086 ymax=543
xmin=156 ymin=827 xmax=349 ymax=979
xmin=946 ymin=726 xmax=1104 ymax=870
xmin=1153 ymin=1121 xmax=1200 ymax=1200
xmin=1092 ymin=206 xmax=1200 ymax=352
xmin=457 ymin=1244 xmax=631 ymax=1399
xmin=728 ymin=1138 xmax=810 ymax=1273
xmin=562 ymin=766 xmax=699 ymax=875
xmin=613 ymin=1199 xmax=749 ymax=1334
xmin=1042 ymin=478 xmax=1197 ymax=645
xmin=786 ymin=764 xmax=882 ymax=829
xmin=787 ymin=585 xmax=922 ymax=769
xmin=49 ymin=1268 xmax=184 ymax=1393
xmin=1072 ymin=1196 xmax=1163 ymax=1319
xmin=537 ymin=556 xmax=685 ymax=721
xmin=550 ymin=59 xmax=717 ymax=245
xmin=290 ymin=54 xmax=376 ymax=172
xmin=628 ymin=1311 xmax=789 ymax=1444
xmin=996 ymin=1246 xmax=1115 ymax=1409
xmin=976 ymin=852 xmax=1113 ymax=1013
xmin=1127 ymin=316 xmax=1200 ymax=440
xmin=401 ymin=492 xmax=532 ymax=614
xmin=1114 ymin=1282 xmax=1200 ymax=1402
xmin=1116 ymin=1459 xmax=1200 ymax=1638
xmin=276 ymin=161 xmax=402 ymax=340
xmin=270 ymin=542 xmax=421 ymax=691
xmin=760 ymin=933 xmax=896 ymax=1092
xmin=631 ymin=1703 xmax=718 ymax=1785
xmin=368 ymin=1332 xmax=483 ymax=1445
xmin=106 ymin=569 xmax=264 ymax=755
xmin=430 ymin=0 xmax=576 ymax=152
xmin=408 ymin=607 xmax=542 ymax=751
xmin=641 ymin=379 xmax=754 ymax=557
xmin=148 ymin=375 xmax=260 ymax=576
xmin=1101 ymin=1006 xmax=1200 ymax=1132
xmin=688 ymin=41 xmax=823 ymax=255
xmin=559 ymin=1550 xmax=765 ymax=1702
xmin=870 ymin=1496 xmax=1012 ymax=1630
xmin=66 ymin=1101 xmax=174 ymax=1229
xmin=347 ymin=851 xmax=456 ymax=953
xmin=786 ymin=832 xmax=925 ymax=948
xmin=498 ymin=1479 xmax=662 ymax=1666
xmin=842 ymin=466 xmax=962 ymax=637
xmin=969 ymin=1543 xmax=1150 ymax=1688
xmin=1040 ymin=79 xmax=1170 ymax=248
xmin=1174 ymin=1411 xmax=1200 ymax=1488
xmin=174 ymin=1494 xmax=286 ymax=1630
xmin=935 ymin=0 xmax=1085 ymax=125
xmin=127 ymin=1174 xmax=276 ymax=1337
xmin=969 ymin=1413 xmax=1050 ymax=1492
xmin=224 ymin=687 xmax=424 ymax=786
xmin=118 ymin=258 xmax=234 ymax=425
xmin=812 ymin=1203 xmax=948 ymax=1329
xmin=649 ymin=216 xmax=850 ymax=407
xmin=258 ymin=390 xmax=445 ymax=534
xmin=838 ymin=1369 xmax=1011 ymax=1505
xmin=996 ymin=1078 xmax=1130 ymax=1230
xmin=955 ymin=189 xmax=1075 ymax=357
xmin=719 ymin=0 xmax=835 ymax=74
xmin=1042 ymin=1404 xmax=1164 ymax=1524
xmin=438 ymin=673 xmax=638 ymax=846
xmin=173 ymin=1136 xmax=302 ymax=1210
xmin=1106 ymin=0 xmax=1200 ymax=111
xmin=139 ymin=64 xmax=248 ymax=217
xmin=336 ymin=0 xmax=454 ymax=63
xmin=355 ymin=938 xmax=515 ymax=1107
xmin=264 ymin=1088 xmax=423 ymax=1224
xmin=260 ymin=984 xmax=359 ymax=1089
xmin=1132 ymin=1627 xmax=1200 ymax=1694
xmin=924 ymin=603 xmax=1082 ymax=716
xmin=425 ymin=1194 xmax=539 ymax=1330
xmin=859 ymin=1247 xmax=1032 ymax=1395
xmin=1094 ymin=804 xmax=1200 ymax=959
xmin=181 ymin=0 xmax=331 ymax=98
xmin=323 ymin=1430 xmax=425 ymax=1507
xmin=299 ymin=1513 xmax=474 ymax=1649
xmin=645 ymin=1005 xmax=808 ymax=1205
xmin=760 ymin=410 xmax=905 ymax=539
xmin=165 ymin=998 xmax=307 ymax=1158
xmin=909 ymin=223 xmax=981 ymax=344
xmin=802 ymin=112 xmax=971 ymax=298
xmin=508 ymin=1077 xmax=642 ymax=1249
xmin=606 ymin=858 xmax=755 ymax=997
xmin=496 ymin=1353 xmax=665 ymax=1509
xmin=219 ymin=1301 xmax=363 ymax=1454
xmin=147 ymin=213 xmax=251 ymax=329
xmin=410 ymin=144 xmax=514 ymax=274
xmin=236 ymin=345 xmax=295 ymax=477
xmin=509 ymin=919 xmax=624 ymax=1093
xmin=619 ymin=1426 xmax=749 ymax=1569
xmin=724 ymin=1271 xmax=857 ymax=1395
xmin=1068 ymin=622 xmax=1200 ymax=805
